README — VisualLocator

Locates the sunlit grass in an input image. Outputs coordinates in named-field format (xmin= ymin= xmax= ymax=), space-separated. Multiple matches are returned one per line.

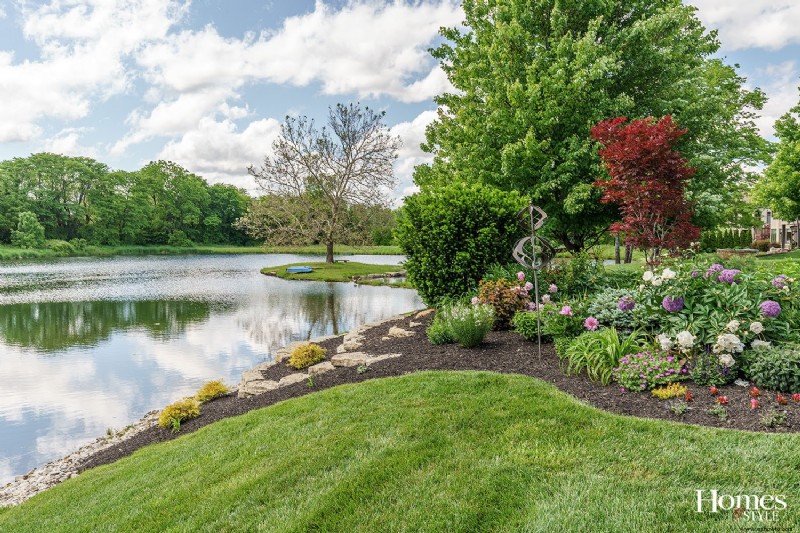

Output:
xmin=262 ymin=261 xmax=408 ymax=286
xmin=2 ymin=372 xmax=798 ymax=532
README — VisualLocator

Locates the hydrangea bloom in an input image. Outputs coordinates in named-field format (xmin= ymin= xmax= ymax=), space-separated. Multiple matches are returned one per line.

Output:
xmin=559 ymin=305 xmax=572 ymax=316
xmin=750 ymin=321 xmax=764 ymax=334
xmin=662 ymin=296 xmax=684 ymax=312
xmin=717 ymin=269 xmax=741 ymax=284
xmin=705 ymin=263 xmax=725 ymax=278
xmin=584 ymin=316 xmax=599 ymax=330
xmin=760 ymin=300 xmax=781 ymax=318
xmin=617 ymin=295 xmax=635 ymax=312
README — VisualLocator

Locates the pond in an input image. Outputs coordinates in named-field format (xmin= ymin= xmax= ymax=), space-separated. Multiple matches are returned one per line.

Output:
xmin=0 ymin=254 xmax=423 ymax=485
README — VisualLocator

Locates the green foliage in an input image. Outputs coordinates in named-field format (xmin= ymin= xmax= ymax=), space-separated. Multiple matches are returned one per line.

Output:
xmin=426 ymin=313 xmax=455 ymax=345
xmin=689 ymin=351 xmax=738 ymax=386
xmin=745 ymin=345 xmax=800 ymax=392
xmin=559 ymin=328 xmax=645 ymax=385
xmin=761 ymin=411 xmax=787 ymax=428
xmin=707 ymin=404 xmax=728 ymax=420
xmin=476 ymin=278 xmax=530 ymax=330
xmin=416 ymin=0 xmax=768 ymax=251
xmin=586 ymin=287 xmax=638 ymax=331
xmin=166 ymin=230 xmax=193 ymax=247
xmin=651 ymin=383 xmax=688 ymax=400
xmin=541 ymin=254 xmax=604 ymax=298
xmin=287 ymin=343 xmax=327 ymax=370
xmin=396 ymin=182 xmax=525 ymax=305
xmin=44 ymin=239 xmax=75 ymax=255
xmin=511 ymin=311 xmax=542 ymax=342
xmin=158 ymin=397 xmax=201 ymax=429
xmin=438 ymin=303 xmax=495 ymax=348
xmin=10 ymin=211 xmax=45 ymax=248
xmin=540 ymin=301 xmax=588 ymax=340
xmin=195 ymin=380 xmax=230 ymax=403
xmin=613 ymin=351 xmax=688 ymax=391
xmin=670 ymin=401 xmax=689 ymax=415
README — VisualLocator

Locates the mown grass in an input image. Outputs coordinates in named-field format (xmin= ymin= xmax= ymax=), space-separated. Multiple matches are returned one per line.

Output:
xmin=261 ymin=244 xmax=402 ymax=255
xmin=2 ymin=372 xmax=798 ymax=532
xmin=262 ymin=261 xmax=408 ymax=286
xmin=757 ymin=249 xmax=800 ymax=261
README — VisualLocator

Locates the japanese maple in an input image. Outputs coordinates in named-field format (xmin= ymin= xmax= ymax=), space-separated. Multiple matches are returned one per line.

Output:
xmin=591 ymin=116 xmax=701 ymax=264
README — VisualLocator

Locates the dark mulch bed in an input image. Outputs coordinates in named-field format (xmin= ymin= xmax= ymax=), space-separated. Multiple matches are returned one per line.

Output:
xmin=79 ymin=312 xmax=800 ymax=474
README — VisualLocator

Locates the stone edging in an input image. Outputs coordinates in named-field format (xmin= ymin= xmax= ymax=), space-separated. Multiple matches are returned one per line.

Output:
xmin=0 ymin=410 xmax=160 ymax=507
xmin=237 ymin=309 xmax=433 ymax=398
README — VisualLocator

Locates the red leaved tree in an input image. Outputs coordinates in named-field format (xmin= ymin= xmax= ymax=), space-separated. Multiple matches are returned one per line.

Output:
xmin=591 ymin=116 xmax=700 ymax=265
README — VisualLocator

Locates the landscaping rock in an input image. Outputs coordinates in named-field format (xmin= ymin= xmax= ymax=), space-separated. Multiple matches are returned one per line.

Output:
xmin=387 ymin=326 xmax=414 ymax=338
xmin=409 ymin=321 xmax=423 ymax=328
xmin=238 ymin=379 xmax=279 ymax=398
xmin=415 ymin=309 xmax=435 ymax=319
xmin=366 ymin=353 xmax=402 ymax=365
xmin=308 ymin=361 xmax=335 ymax=376
xmin=337 ymin=338 xmax=363 ymax=353
xmin=331 ymin=352 xmax=368 ymax=367
xmin=278 ymin=373 xmax=308 ymax=387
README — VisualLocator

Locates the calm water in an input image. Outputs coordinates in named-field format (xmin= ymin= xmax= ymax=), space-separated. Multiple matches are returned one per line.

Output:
xmin=0 ymin=254 xmax=423 ymax=484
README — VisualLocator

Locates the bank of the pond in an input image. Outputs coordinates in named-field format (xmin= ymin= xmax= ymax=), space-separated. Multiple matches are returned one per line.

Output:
xmin=0 ymin=244 xmax=402 ymax=261
xmin=262 ymin=261 xmax=409 ymax=286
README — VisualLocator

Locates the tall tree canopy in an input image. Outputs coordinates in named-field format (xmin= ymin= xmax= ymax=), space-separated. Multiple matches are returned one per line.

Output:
xmin=243 ymin=103 xmax=401 ymax=263
xmin=754 ymin=88 xmax=800 ymax=225
xmin=415 ymin=0 xmax=768 ymax=251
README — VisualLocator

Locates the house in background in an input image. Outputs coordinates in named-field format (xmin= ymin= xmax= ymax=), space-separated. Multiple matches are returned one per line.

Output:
xmin=753 ymin=208 xmax=799 ymax=250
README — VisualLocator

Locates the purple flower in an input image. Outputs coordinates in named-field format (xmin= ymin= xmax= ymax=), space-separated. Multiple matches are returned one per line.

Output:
xmin=549 ymin=283 xmax=558 ymax=294
xmin=584 ymin=316 xmax=599 ymax=330
xmin=559 ymin=305 xmax=572 ymax=316
xmin=705 ymin=264 xmax=724 ymax=278
xmin=772 ymin=275 xmax=788 ymax=289
xmin=662 ymin=295 xmax=684 ymax=312
xmin=691 ymin=271 xmax=701 ymax=278
xmin=517 ymin=271 xmax=525 ymax=281
xmin=760 ymin=300 xmax=782 ymax=318
xmin=618 ymin=295 xmax=635 ymax=312
xmin=716 ymin=269 xmax=741 ymax=284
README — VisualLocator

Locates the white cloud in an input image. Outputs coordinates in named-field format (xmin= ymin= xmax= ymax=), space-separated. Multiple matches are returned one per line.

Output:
xmin=749 ymin=61 xmax=800 ymax=138
xmin=389 ymin=109 xmax=437 ymax=202
xmin=42 ymin=128 xmax=99 ymax=158
xmin=688 ymin=1 xmax=800 ymax=50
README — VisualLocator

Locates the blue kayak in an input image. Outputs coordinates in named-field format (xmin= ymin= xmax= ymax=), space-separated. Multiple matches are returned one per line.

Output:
xmin=286 ymin=266 xmax=314 ymax=274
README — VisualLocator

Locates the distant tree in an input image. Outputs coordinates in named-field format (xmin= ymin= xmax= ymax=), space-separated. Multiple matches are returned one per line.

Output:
xmin=11 ymin=211 xmax=45 ymax=249
xmin=591 ymin=116 xmax=700 ymax=264
xmin=754 ymin=89 xmax=800 ymax=241
xmin=244 ymin=103 xmax=401 ymax=263
xmin=415 ymin=0 xmax=768 ymax=251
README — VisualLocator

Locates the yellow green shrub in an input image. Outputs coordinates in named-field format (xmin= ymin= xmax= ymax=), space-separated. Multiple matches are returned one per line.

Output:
xmin=651 ymin=383 xmax=688 ymax=400
xmin=158 ymin=397 xmax=201 ymax=429
xmin=195 ymin=380 xmax=230 ymax=403
xmin=288 ymin=343 xmax=327 ymax=369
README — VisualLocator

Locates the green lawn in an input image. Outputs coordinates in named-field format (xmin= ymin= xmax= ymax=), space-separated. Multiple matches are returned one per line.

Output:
xmin=757 ymin=249 xmax=800 ymax=261
xmin=262 ymin=261 xmax=407 ymax=285
xmin=2 ymin=372 xmax=797 ymax=532
xmin=262 ymin=244 xmax=402 ymax=255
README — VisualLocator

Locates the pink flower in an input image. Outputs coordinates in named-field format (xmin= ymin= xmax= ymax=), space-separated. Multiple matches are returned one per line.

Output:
xmin=549 ymin=284 xmax=558 ymax=294
xmin=470 ymin=296 xmax=479 ymax=305
xmin=559 ymin=305 xmax=572 ymax=316
xmin=584 ymin=316 xmax=599 ymax=330
xmin=524 ymin=281 xmax=533 ymax=291
xmin=517 ymin=271 xmax=525 ymax=281
xmin=541 ymin=294 xmax=551 ymax=304
xmin=750 ymin=398 xmax=759 ymax=410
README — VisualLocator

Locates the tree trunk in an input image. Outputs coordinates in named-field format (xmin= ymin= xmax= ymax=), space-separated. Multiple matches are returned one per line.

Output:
xmin=326 ymin=239 xmax=334 ymax=264
xmin=614 ymin=233 xmax=621 ymax=264
xmin=624 ymin=244 xmax=633 ymax=264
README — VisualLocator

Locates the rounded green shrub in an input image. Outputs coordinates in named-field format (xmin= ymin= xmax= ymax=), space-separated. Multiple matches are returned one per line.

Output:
xmin=426 ymin=314 xmax=454 ymax=345
xmin=195 ymin=380 xmax=230 ymax=402
xmin=396 ymin=182 xmax=525 ymax=305
xmin=11 ymin=211 xmax=45 ymax=249
xmin=158 ymin=397 xmax=201 ymax=429
xmin=45 ymin=239 xmax=75 ymax=255
xmin=745 ymin=345 xmax=800 ymax=392
xmin=440 ymin=303 xmax=495 ymax=348
xmin=288 ymin=343 xmax=327 ymax=369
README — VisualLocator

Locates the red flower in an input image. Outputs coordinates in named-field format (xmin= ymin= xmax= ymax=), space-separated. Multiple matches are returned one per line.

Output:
xmin=685 ymin=391 xmax=693 ymax=402
xmin=709 ymin=386 xmax=720 ymax=396
xmin=777 ymin=394 xmax=789 ymax=406
xmin=717 ymin=396 xmax=728 ymax=405
xmin=792 ymin=393 xmax=800 ymax=403
xmin=750 ymin=387 xmax=761 ymax=398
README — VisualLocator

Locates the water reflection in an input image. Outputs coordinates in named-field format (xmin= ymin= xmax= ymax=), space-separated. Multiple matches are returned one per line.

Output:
xmin=0 ymin=254 xmax=423 ymax=484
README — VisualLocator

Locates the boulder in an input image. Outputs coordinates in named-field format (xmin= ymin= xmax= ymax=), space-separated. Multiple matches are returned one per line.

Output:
xmin=366 ymin=353 xmax=402 ymax=365
xmin=308 ymin=361 xmax=335 ymax=376
xmin=415 ymin=309 xmax=435 ymax=319
xmin=331 ymin=352 xmax=368 ymax=367
xmin=387 ymin=326 xmax=414 ymax=338
xmin=238 ymin=379 xmax=279 ymax=398
xmin=278 ymin=373 xmax=309 ymax=387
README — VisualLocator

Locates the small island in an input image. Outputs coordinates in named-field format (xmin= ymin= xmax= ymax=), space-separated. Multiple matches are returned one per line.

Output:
xmin=261 ymin=262 xmax=408 ymax=286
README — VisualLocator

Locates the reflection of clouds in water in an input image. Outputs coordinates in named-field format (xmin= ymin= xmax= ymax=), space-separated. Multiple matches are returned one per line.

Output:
xmin=0 ymin=254 xmax=422 ymax=484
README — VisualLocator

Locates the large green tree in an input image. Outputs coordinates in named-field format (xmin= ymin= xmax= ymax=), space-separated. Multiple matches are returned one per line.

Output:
xmin=753 ymin=89 xmax=800 ymax=239
xmin=416 ymin=0 xmax=768 ymax=251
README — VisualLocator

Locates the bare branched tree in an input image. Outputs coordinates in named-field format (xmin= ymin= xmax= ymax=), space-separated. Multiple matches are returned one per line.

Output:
xmin=243 ymin=103 xmax=401 ymax=263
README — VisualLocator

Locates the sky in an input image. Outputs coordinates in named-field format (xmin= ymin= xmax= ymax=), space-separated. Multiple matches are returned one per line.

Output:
xmin=0 ymin=0 xmax=798 ymax=201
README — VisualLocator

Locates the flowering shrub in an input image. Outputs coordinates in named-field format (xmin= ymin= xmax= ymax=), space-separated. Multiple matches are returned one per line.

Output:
xmin=690 ymin=350 xmax=739 ymax=386
xmin=613 ymin=350 xmax=689 ymax=390
xmin=475 ymin=277 xmax=531 ymax=329
xmin=585 ymin=287 xmax=637 ymax=330
xmin=745 ymin=344 xmax=800 ymax=392
xmin=560 ymin=328 xmax=646 ymax=385
xmin=439 ymin=303 xmax=495 ymax=348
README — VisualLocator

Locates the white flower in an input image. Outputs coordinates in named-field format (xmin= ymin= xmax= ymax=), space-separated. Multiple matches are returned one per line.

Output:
xmin=712 ymin=333 xmax=744 ymax=354
xmin=676 ymin=330 xmax=695 ymax=348
xmin=718 ymin=353 xmax=735 ymax=367
xmin=657 ymin=333 xmax=673 ymax=352
xmin=662 ymin=268 xmax=677 ymax=280
xmin=751 ymin=339 xmax=771 ymax=350
xmin=643 ymin=270 xmax=654 ymax=282
xmin=638 ymin=284 xmax=645 ymax=290
xmin=652 ymin=277 xmax=663 ymax=287
xmin=783 ymin=286 xmax=790 ymax=292
xmin=726 ymin=320 xmax=740 ymax=333
xmin=749 ymin=322 xmax=764 ymax=334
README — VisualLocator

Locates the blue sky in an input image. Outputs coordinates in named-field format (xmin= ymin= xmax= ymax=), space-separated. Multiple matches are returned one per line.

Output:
xmin=0 ymin=1 xmax=798 ymax=200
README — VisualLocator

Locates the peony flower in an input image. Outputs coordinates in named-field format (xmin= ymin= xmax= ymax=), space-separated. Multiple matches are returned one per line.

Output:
xmin=661 ymin=268 xmax=677 ymax=280
xmin=713 ymin=333 xmax=744 ymax=355
xmin=717 ymin=269 xmax=742 ymax=284
xmin=652 ymin=276 xmax=663 ymax=286
xmin=559 ymin=305 xmax=572 ymax=316
xmin=662 ymin=296 xmax=684 ymax=312
xmin=524 ymin=281 xmax=533 ymax=291
xmin=541 ymin=294 xmax=551 ymax=305
xmin=718 ymin=353 xmax=735 ymax=367
xmin=517 ymin=271 xmax=525 ymax=281
xmin=749 ymin=321 xmax=764 ymax=334
xmin=549 ymin=283 xmax=558 ymax=294
xmin=617 ymin=295 xmax=635 ymax=312
xmin=676 ymin=330 xmax=695 ymax=349
xmin=471 ymin=296 xmax=479 ymax=305
xmin=751 ymin=339 xmax=771 ymax=350
xmin=584 ymin=316 xmax=599 ymax=330
xmin=760 ymin=300 xmax=781 ymax=318
xmin=643 ymin=270 xmax=654 ymax=282
xmin=656 ymin=333 xmax=673 ymax=352
xmin=726 ymin=320 xmax=740 ymax=332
